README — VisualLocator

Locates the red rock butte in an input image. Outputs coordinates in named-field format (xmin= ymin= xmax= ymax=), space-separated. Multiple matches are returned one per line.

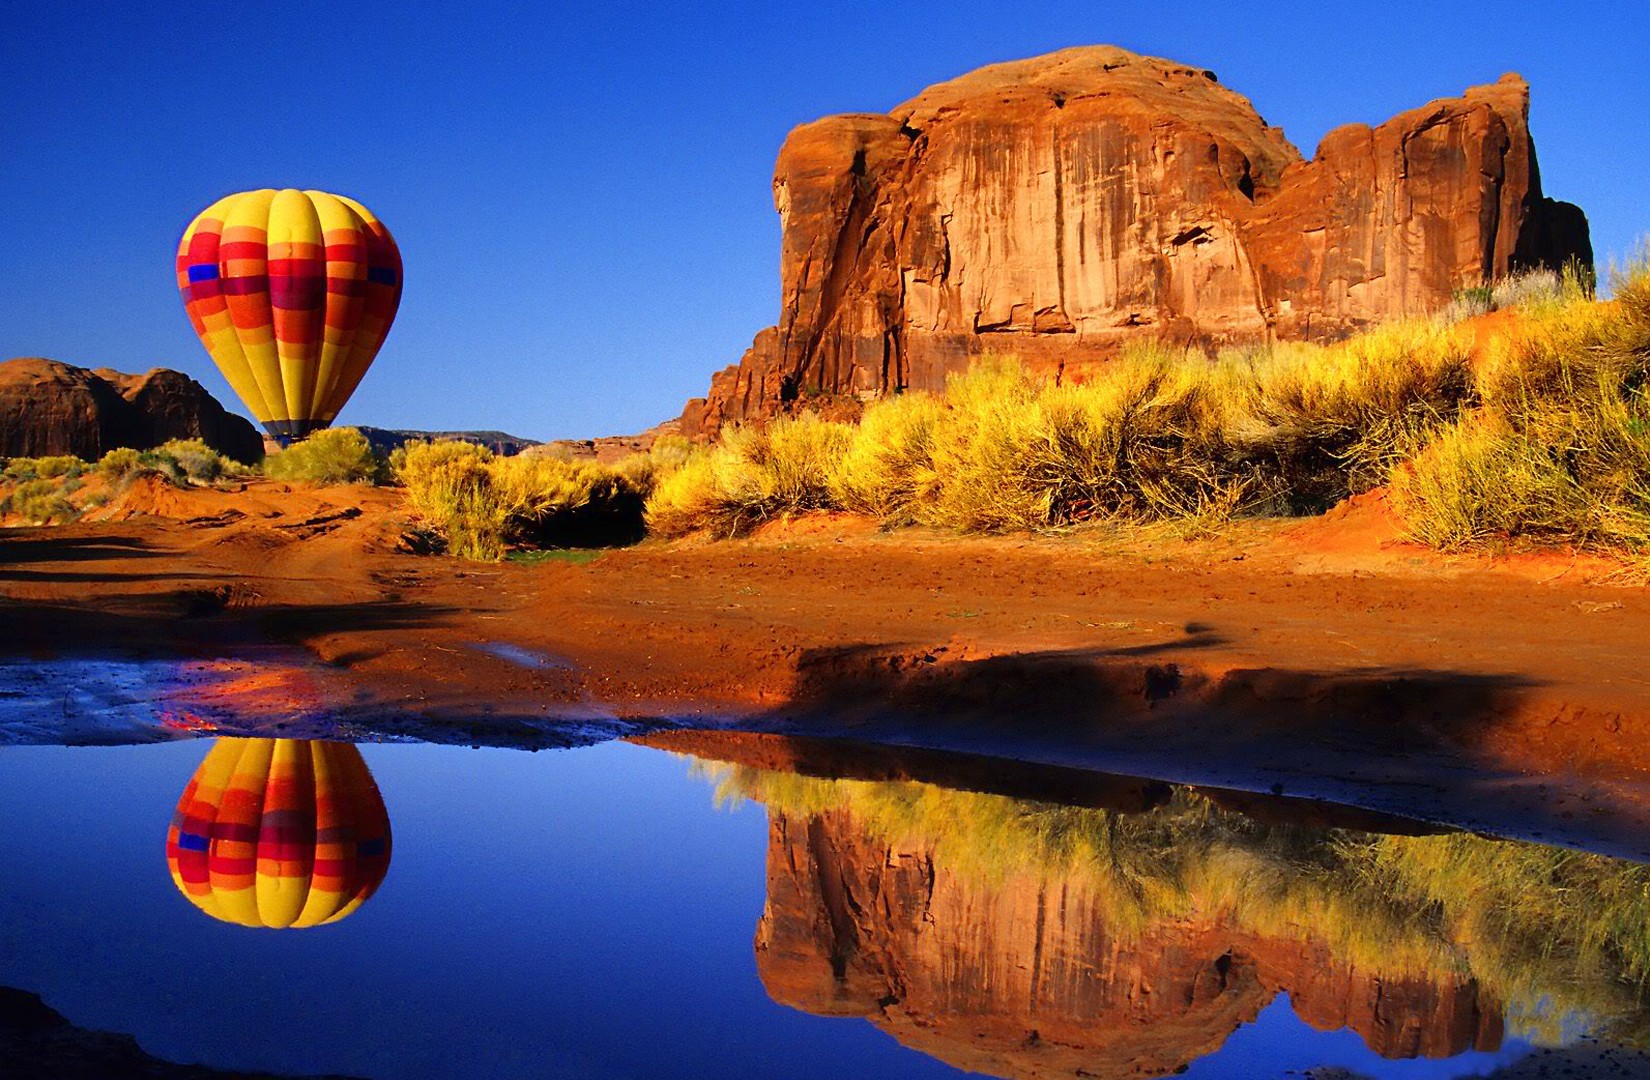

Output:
xmin=681 ymin=45 xmax=1590 ymax=435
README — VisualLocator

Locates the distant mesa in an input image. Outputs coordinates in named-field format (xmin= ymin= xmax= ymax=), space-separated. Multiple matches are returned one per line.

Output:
xmin=356 ymin=422 xmax=687 ymax=462
xmin=681 ymin=45 xmax=1592 ymax=435
xmin=355 ymin=425 xmax=541 ymax=458
xmin=0 ymin=356 xmax=263 ymax=463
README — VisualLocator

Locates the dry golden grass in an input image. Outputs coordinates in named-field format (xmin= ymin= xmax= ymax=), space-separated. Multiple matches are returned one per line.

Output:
xmin=645 ymin=327 xmax=1474 ymax=537
xmin=262 ymin=428 xmax=382 ymax=485
xmin=645 ymin=413 xmax=852 ymax=538
xmin=1392 ymin=258 xmax=1650 ymax=553
xmin=398 ymin=439 xmax=672 ymax=559
xmin=647 ymin=259 xmax=1649 ymax=555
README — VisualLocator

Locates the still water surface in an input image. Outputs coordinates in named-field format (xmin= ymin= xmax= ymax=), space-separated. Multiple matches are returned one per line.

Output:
xmin=0 ymin=735 xmax=1643 ymax=1078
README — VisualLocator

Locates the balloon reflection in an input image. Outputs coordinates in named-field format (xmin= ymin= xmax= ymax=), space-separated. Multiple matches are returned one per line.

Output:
xmin=166 ymin=738 xmax=391 ymax=928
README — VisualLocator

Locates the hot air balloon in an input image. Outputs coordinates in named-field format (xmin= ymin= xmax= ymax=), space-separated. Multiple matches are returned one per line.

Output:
xmin=176 ymin=189 xmax=402 ymax=444
xmin=166 ymin=738 xmax=392 ymax=928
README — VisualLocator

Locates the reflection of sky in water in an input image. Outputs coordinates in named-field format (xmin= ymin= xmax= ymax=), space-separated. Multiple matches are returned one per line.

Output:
xmin=0 ymin=740 xmax=1538 ymax=1079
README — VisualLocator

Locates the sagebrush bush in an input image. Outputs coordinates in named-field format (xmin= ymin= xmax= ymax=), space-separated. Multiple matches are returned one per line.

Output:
xmin=643 ymin=327 xmax=1488 ymax=538
xmin=828 ymin=392 xmax=944 ymax=522
xmin=1390 ymin=415 xmax=1595 ymax=548
xmin=389 ymin=437 xmax=489 ymax=480
xmin=645 ymin=413 xmax=851 ymax=538
xmin=97 ymin=447 xmax=145 ymax=482
xmin=4 ymin=478 xmax=76 ymax=524
xmin=152 ymin=438 xmax=236 ymax=484
xmin=31 ymin=455 xmax=83 ymax=480
xmin=1439 ymin=264 xmax=1594 ymax=324
xmin=1224 ymin=321 xmax=1475 ymax=510
xmin=263 ymin=428 xmax=383 ymax=484
xmin=915 ymin=351 xmax=1241 ymax=530
xmin=3 ymin=456 xmax=83 ymax=482
xmin=1394 ymin=257 xmax=1650 ymax=552
xmin=398 ymin=440 xmax=654 ymax=559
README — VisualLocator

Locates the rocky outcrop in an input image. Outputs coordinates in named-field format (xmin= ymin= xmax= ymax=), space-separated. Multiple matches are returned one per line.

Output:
xmin=0 ymin=358 xmax=263 ymax=463
xmin=681 ymin=46 xmax=1590 ymax=434
xmin=757 ymin=807 xmax=1502 ymax=1079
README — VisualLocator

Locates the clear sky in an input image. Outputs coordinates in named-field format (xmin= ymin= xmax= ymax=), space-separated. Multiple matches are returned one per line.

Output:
xmin=2 ymin=1 xmax=1645 ymax=441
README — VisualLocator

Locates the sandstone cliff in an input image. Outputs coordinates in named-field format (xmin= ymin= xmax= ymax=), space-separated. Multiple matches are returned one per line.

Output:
xmin=682 ymin=46 xmax=1590 ymax=434
xmin=0 ymin=357 xmax=263 ymax=463
xmin=757 ymin=806 xmax=1502 ymax=1079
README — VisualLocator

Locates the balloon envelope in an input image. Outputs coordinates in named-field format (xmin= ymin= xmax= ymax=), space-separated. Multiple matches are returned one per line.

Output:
xmin=176 ymin=189 xmax=402 ymax=441
xmin=166 ymin=738 xmax=392 ymax=928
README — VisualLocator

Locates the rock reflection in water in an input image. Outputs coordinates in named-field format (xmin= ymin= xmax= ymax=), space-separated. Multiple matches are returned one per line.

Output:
xmin=165 ymin=738 xmax=392 ymax=928
xmin=666 ymin=732 xmax=1650 ymax=1080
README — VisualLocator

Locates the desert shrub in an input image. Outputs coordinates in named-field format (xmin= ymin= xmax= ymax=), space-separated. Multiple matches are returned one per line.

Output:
xmin=645 ymin=340 xmax=1467 ymax=538
xmin=30 ymin=455 xmax=83 ymax=480
xmin=2 ymin=456 xmax=85 ymax=482
xmin=913 ymin=351 xmax=1240 ymax=531
xmin=583 ymin=435 xmax=701 ymax=501
xmin=1390 ymin=415 xmax=1595 ymax=548
xmin=643 ymin=453 xmax=725 ymax=538
xmin=263 ymin=427 xmax=383 ymax=485
xmin=1442 ymin=283 xmax=1496 ymax=323
xmin=4 ymin=478 xmax=76 ymax=524
xmin=1394 ymin=258 xmax=1650 ymax=552
xmin=399 ymin=440 xmax=649 ymax=559
xmin=828 ymin=391 xmax=944 ymax=523
xmin=1224 ymin=321 xmax=1475 ymax=511
xmin=492 ymin=455 xmax=648 ymax=548
xmin=97 ymin=447 xmax=145 ymax=482
xmin=151 ymin=438 xmax=237 ymax=484
xmin=610 ymin=433 xmax=698 ymax=495
xmin=388 ymin=437 xmax=489 ymax=481
xmin=1439 ymin=264 xmax=1594 ymax=324
xmin=645 ymin=413 xmax=852 ymax=538
xmin=403 ymin=451 xmax=506 ymax=559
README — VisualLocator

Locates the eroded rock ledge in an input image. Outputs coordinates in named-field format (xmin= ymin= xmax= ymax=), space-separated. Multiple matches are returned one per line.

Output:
xmin=682 ymin=45 xmax=1590 ymax=434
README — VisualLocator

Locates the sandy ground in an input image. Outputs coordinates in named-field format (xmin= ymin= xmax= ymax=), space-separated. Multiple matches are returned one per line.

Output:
xmin=5 ymin=478 xmax=1650 ymax=857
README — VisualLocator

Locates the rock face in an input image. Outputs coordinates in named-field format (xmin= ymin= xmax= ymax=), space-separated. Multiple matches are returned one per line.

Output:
xmin=681 ymin=46 xmax=1591 ymax=434
xmin=757 ymin=807 xmax=1503 ymax=1079
xmin=0 ymin=357 xmax=263 ymax=463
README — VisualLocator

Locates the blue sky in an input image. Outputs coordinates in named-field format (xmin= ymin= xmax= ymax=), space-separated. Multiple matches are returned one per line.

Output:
xmin=2 ymin=1 xmax=1645 ymax=440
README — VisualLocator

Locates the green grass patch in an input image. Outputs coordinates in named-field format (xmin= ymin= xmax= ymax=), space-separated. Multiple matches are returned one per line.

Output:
xmin=505 ymin=548 xmax=605 ymax=566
